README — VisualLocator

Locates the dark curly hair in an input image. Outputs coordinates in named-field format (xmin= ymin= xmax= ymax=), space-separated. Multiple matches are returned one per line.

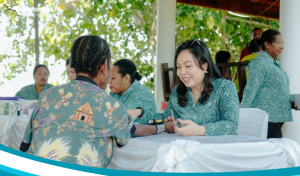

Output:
xmin=175 ymin=39 xmax=222 ymax=106
xmin=70 ymin=35 xmax=111 ymax=78
xmin=113 ymin=59 xmax=142 ymax=84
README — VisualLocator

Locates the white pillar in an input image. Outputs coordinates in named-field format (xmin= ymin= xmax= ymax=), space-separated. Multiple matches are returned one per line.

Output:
xmin=155 ymin=0 xmax=176 ymax=112
xmin=279 ymin=0 xmax=300 ymax=144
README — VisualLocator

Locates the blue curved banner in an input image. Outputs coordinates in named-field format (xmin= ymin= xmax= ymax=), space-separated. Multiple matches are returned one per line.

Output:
xmin=0 ymin=144 xmax=300 ymax=175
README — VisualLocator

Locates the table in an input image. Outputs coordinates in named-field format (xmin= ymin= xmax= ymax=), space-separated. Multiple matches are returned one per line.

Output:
xmin=0 ymin=115 xmax=29 ymax=150
xmin=1 ymin=114 xmax=300 ymax=173
xmin=107 ymin=133 xmax=300 ymax=172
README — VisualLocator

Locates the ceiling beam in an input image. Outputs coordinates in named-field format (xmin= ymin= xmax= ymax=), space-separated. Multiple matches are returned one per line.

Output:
xmin=177 ymin=0 xmax=279 ymax=19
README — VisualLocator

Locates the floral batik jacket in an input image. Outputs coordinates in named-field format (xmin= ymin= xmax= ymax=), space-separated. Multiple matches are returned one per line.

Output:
xmin=21 ymin=76 xmax=133 ymax=168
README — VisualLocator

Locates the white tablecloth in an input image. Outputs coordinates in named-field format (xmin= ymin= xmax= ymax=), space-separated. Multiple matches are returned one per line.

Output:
xmin=0 ymin=115 xmax=29 ymax=150
xmin=1 ymin=114 xmax=300 ymax=173
xmin=108 ymin=133 xmax=300 ymax=172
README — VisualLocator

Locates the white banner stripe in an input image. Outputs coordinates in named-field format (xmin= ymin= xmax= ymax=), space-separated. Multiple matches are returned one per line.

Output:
xmin=0 ymin=150 xmax=104 ymax=176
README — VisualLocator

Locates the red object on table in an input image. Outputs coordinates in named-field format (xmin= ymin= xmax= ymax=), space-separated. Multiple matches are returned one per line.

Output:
xmin=161 ymin=102 xmax=168 ymax=110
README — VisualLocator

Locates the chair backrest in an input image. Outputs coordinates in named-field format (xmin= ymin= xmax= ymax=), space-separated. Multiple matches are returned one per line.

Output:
xmin=216 ymin=61 xmax=249 ymax=102
xmin=161 ymin=63 xmax=179 ymax=102
xmin=237 ymin=108 xmax=269 ymax=139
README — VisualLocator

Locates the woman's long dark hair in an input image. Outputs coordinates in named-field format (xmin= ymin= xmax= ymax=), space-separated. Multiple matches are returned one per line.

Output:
xmin=175 ymin=40 xmax=222 ymax=106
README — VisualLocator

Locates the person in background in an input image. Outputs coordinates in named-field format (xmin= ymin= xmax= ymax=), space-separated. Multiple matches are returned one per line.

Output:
xmin=241 ymin=29 xmax=295 ymax=138
xmin=66 ymin=58 xmax=76 ymax=80
xmin=241 ymin=38 xmax=262 ymax=80
xmin=239 ymin=27 xmax=263 ymax=61
xmin=215 ymin=51 xmax=231 ymax=79
xmin=15 ymin=64 xmax=53 ymax=100
xmin=241 ymin=38 xmax=262 ymax=62
xmin=109 ymin=59 xmax=157 ymax=124
xmin=161 ymin=39 xmax=239 ymax=136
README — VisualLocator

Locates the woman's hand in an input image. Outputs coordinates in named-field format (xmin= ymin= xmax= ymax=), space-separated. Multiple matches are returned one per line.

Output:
xmin=291 ymin=101 xmax=299 ymax=111
xmin=174 ymin=119 xmax=205 ymax=136
xmin=165 ymin=116 xmax=174 ymax=123
xmin=127 ymin=109 xmax=142 ymax=120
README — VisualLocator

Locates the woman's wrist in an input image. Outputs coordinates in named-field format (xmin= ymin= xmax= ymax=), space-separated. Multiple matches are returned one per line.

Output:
xmin=198 ymin=125 xmax=205 ymax=136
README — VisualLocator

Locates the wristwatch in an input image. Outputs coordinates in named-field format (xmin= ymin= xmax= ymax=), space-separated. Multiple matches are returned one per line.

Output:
xmin=136 ymin=107 xmax=144 ymax=119
xmin=155 ymin=123 xmax=165 ymax=134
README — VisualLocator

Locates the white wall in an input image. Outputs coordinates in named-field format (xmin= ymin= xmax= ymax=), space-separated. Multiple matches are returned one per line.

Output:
xmin=154 ymin=0 xmax=176 ymax=112
xmin=279 ymin=0 xmax=300 ymax=144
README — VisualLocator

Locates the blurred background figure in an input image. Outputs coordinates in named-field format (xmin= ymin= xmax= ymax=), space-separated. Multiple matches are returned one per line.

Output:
xmin=215 ymin=51 xmax=231 ymax=79
xmin=66 ymin=58 xmax=76 ymax=81
xmin=239 ymin=27 xmax=263 ymax=61
xmin=15 ymin=64 xmax=53 ymax=100
xmin=241 ymin=38 xmax=262 ymax=62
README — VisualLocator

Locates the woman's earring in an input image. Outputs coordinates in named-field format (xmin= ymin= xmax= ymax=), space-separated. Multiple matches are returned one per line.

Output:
xmin=205 ymin=70 xmax=208 ymax=74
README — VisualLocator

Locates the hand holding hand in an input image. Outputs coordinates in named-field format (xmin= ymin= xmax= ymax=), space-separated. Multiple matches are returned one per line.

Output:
xmin=165 ymin=116 xmax=174 ymax=123
xmin=164 ymin=120 xmax=175 ymax=133
xmin=174 ymin=119 xmax=205 ymax=136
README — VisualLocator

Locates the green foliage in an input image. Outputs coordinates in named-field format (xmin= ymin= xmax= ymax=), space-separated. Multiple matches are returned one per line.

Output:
xmin=176 ymin=4 xmax=279 ymax=61
xmin=1 ymin=0 xmax=279 ymax=93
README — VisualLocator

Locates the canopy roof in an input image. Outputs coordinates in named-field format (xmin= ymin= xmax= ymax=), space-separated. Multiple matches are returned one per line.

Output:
xmin=177 ymin=0 xmax=279 ymax=19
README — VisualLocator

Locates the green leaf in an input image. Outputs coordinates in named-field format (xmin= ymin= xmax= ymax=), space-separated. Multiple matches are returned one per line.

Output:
xmin=206 ymin=16 xmax=215 ymax=30
xmin=43 ymin=60 xmax=48 ymax=66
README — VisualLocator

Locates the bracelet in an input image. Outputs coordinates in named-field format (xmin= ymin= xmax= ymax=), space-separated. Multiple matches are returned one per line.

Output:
xmin=136 ymin=107 xmax=144 ymax=120
xmin=155 ymin=124 xmax=165 ymax=134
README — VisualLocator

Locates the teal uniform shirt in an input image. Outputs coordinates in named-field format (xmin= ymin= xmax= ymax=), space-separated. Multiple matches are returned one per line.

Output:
xmin=22 ymin=77 xmax=133 ymax=168
xmin=110 ymin=80 xmax=157 ymax=124
xmin=15 ymin=84 xmax=53 ymax=100
xmin=241 ymin=51 xmax=292 ymax=123
xmin=161 ymin=78 xmax=239 ymax=136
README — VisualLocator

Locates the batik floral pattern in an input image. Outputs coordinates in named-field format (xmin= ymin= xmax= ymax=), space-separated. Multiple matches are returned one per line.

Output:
xmin=22 ymin=80 xmax=133 ymax=167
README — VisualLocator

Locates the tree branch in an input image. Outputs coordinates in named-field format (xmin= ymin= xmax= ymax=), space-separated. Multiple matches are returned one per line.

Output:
xmin=132 ymin=48 xmax=149 ymax=61
xmin=226 ymin=16 xmax=273 ymax=28
xmin=24 ymin=23 xmax=34 ymax=66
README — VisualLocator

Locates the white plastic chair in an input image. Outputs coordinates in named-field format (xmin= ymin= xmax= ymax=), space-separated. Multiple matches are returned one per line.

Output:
xmin=237 ymin=108 xmax=269 ymax=139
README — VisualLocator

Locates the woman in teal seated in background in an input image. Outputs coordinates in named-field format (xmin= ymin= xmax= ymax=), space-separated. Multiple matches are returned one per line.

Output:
xmin=109 ymin=59 xmax=157 ymax=124
xmin=15 ymin=64 xmax=53 ymax=100
xmin=163 ymin=39 xmax=239 ymax=136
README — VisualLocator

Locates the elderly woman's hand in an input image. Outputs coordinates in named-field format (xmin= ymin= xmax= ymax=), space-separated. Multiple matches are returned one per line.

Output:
xmin=174 ymin=119 xmax=205 ymax=136
xmin=291 ymin=101 xmax=299 ymax=111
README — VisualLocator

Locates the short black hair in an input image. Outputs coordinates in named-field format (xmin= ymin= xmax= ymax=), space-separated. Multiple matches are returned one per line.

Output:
xmin=33 ymin=64 xmax=49 ymax=75
xmin=247 ymin=38 xmax=262 ymax=52
xmin=70 ymin=35 xmax=111 ymax=78
xmin=258 ymin=29 xmax=281 ymax=50
xmin=215 ymin=51 xmax=231 ymax=64
xmin=251 ymin=28 xmax=263 ymax=35
xmin=113 ymin=59 xmax=142 ymax=84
